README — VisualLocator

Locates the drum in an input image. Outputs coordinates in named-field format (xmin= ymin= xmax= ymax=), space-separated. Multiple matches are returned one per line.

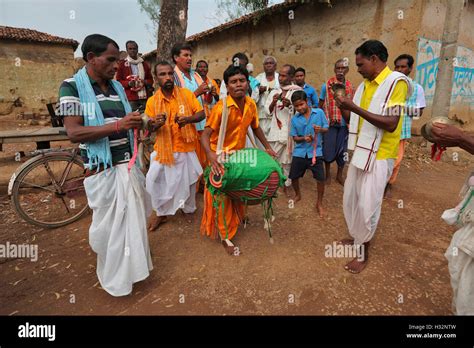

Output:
xmin=205 ymin=148 xmax=286 ymax=205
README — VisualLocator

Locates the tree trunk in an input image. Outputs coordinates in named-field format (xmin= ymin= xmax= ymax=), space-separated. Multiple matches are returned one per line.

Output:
xmin=156 ymin=0 xmax=188 ymax=63
xmin=430 ymin=0 xmax=464 ymax=119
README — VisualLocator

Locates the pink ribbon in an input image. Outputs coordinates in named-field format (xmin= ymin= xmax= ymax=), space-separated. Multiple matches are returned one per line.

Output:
xmin=128 ymin=128 xmax=139 ymax=172
xmin=312 ymin=133 xmax=318 ymax=166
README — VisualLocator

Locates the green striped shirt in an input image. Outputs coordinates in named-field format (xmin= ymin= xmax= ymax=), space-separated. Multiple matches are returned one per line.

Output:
xmin=58 ymin=74 xmax=131 ymax=166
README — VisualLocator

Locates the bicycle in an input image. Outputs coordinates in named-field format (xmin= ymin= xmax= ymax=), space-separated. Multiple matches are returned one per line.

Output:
xmin=8 ymin=147 xmax=90 ymax=228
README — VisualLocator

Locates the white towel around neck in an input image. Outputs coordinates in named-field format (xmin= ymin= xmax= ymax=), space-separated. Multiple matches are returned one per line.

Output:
xmin=348 ymin=71 xmax=411 ymax=172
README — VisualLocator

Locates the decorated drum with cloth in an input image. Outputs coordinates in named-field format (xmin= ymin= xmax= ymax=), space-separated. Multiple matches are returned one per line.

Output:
xmin=204 ymin=148 xmax=286 ymax=203
xmin=204 ymin=148 xmax=286 ymax=242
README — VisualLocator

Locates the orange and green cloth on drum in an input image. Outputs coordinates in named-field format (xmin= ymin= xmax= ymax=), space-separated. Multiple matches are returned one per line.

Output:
xmin=202 ymin=148 xmax=286 ymax=240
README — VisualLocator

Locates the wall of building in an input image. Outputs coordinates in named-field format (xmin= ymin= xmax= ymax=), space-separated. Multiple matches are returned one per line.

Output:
xmin=0 ymin=41 xmax=76 ymax=114
xmin=414 ymin=0 xmax=474 ymax=131
xmin=187 ymin=0 xmax=473 ymax=130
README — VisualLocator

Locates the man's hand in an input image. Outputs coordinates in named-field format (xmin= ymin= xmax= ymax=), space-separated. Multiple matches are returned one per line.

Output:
xmin=175 ymin=115 xmax=189 ymax=128
xmin=265 ymin=147 xmax=278 ymax=158
xmin=208 ymin=151 xmax=224 ymax=175
xmin=335 ymin=95 xmax=356 ymax=111
xmin=210 ymin=85 xmax=218 ymax=97
xmin=148 ymin=113 xmax=166 ymax=131
xmin=313 ymin=125 xmax=322 ymax=133
xmin=259 ymin=85 xmax=267 ymax=94
xmin=195 ymin=82 xmax=210 ymax=96
xmin=272 ymin=93 xmax=281 ymax=103
xmin=119 ymin=112 xmax=142 ymax=130
xmin=304 ymin=135 xmax=313 ymax=143
xmin=281 ymin=98 xmax=291 ymax=108
xmin=430 ymin=123 xmax=463 ymax=147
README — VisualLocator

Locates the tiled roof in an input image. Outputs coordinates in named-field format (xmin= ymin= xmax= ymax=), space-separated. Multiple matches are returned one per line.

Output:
xmin=143 ymin=0 xmax=302 ymax=59
xmin=0 ymin=25 xmax=79 ymax=50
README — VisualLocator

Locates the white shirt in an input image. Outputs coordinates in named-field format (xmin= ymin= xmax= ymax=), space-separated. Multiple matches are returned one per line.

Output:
xmin=255 ymin=72 xmax=280 ymax=120
xmin=264 ymin=87 xmax=298 ymax=143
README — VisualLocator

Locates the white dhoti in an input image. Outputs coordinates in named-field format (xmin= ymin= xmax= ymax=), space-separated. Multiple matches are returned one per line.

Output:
xmin=84 ymin=163 xmax=153 ymax=297
xmin=269 ymin=140 xmax=291 ymax=177
xmin=442 ymin=180 xmax=474 ymax=315
xmin=343 ymin=159 xmax=394 ymax=245
xmin=445 ymin=224 xmax=474 ymax=315
xmin=146 ymin=151 xmax=202 ymax=216
xmin=259 ymin=118 xmax=272 ymax=137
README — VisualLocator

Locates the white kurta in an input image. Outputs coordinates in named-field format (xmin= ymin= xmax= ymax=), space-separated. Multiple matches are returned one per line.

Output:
xmin=264 ymin=88 xmax=296 ymax=175
xmin=146 ymin=151 xmax=202 ymax=216
xmin=255 ymin=72 xmax=280 ymax=137
xmin=443 ymin=177 xmax=474 ymax=315
xmin=84 ymin=163 xmax=153 ymax=297
xmin=343 ymin=159 xmax=394 ymax=246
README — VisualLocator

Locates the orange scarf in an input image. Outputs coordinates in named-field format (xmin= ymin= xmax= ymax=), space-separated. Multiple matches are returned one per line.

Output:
xmin=153 ymin=87 xmax=196 ymax=165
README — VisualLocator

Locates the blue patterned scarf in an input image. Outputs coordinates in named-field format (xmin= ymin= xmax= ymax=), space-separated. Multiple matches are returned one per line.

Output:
xmin=74 ymin=67 xmax=133 ymax=170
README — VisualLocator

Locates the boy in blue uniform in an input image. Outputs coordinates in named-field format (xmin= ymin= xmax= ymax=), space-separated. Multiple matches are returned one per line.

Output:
xmin=289 ymin=91 xmax=328 ymax=217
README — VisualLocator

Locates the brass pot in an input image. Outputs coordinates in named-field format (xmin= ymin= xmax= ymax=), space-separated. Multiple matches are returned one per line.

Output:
xmin=331 ymin=83 xmax=346 ymax=98
xmin=421 ymin=116 xmax=457 ymax=142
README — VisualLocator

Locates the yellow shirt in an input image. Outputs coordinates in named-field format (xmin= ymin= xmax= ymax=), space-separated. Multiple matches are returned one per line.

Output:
xmin=206 ymin=95 xmax=259 ymax=152
xmin=358 ymin=66 xmax=408 ymax=160
xmin=145 ymin=87 xmax=203 ymax=153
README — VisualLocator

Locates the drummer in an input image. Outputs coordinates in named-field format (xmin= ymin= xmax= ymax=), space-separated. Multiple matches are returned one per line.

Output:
xmin=200 ymin=64 xmax=276 ymax=255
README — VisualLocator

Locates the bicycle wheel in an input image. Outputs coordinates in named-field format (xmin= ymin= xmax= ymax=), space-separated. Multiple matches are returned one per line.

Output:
xmin=11 ymin=153 xmax=89 ymax=228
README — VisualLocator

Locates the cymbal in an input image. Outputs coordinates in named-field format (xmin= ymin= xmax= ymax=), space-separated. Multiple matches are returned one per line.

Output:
xmin=421 ymin=116 xmax=457 ymax=142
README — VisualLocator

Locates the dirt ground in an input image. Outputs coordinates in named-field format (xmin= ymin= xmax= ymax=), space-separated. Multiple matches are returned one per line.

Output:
xmin=0 ymin=121 xmax=469 ymax=315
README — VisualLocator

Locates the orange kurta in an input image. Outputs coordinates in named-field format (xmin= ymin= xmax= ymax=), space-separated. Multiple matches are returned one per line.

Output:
xmin=200 ymin=95 xmax=259 ymax=240
xmin=145 ymin=87 xmax=203 ymax=162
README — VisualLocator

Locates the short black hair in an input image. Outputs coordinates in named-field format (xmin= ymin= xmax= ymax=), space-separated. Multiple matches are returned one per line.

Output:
xmin=283 ymin=64 xmax=296 ymax=76
xmin=82 ymin=34 xmax=119 ymax=62
xmin=223 ymin=64 xmax=249 ymax=85
xmin=171 ymin=42 xmax=192 ymax=63
xmin=154 ymin=60 xmax=173 ymax=75
xmin=125 ymin=40 xmax=137 ymax=49
xmin=394 ymin=54 xmax=414 ymax=68
xmin=295 ymin=67 xmax=306 ymax=75
xmin=291 ymin=90 xmax=307 ymax=104
xmin=196 ymin=60 xmax=208 ymax=68
xmin=231 ymin=52 xmax=249 ymax=66
xmin=355 ymin=40 xmax=388 ymax=63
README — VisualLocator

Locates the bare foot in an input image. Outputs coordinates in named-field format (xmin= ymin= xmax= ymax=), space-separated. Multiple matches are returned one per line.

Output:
xmin=292 ymin=194 xmax=301 ymax=203
xmin=384 ymin=183 xmax=392 ymax=199
xmin=181 ymin=210 xmax=195 ymax=223
xmin=283 ymin=186 xmax=292 ymax=198
xmin=337 ymin=238 xmax=354 ymax=246
xmin=147 ymin=215 xmax=167 ymax=232
xmin=316 ymin=203 xmax=324 ymax=218
xmin=336 ymin=175 xmax=344 ymax=186
xmin=344 ymin=257 xmax=368 ymax=274
xmin=222 ymin=239 xmax=240 ymax=256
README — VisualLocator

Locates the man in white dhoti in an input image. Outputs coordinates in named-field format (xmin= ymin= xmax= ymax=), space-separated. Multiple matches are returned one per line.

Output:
xmin=60 ymin=34 xmax=153 ymax=296
xmin=335 ymin=40 xmax=410 ymax=273
xmin=265 ymin=64 xmax=302 ymax=194
xmin=145 ymin=61 xmax=205 ymax=231
xmin=256 ymin=56 xmax=280 ymax=138
xmin=431 ymin=122 xmax=474 ymax=315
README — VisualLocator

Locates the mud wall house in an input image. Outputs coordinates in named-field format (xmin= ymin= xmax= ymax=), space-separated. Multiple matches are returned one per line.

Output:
xmin=0 ymin=26 xmax=79 ymax=119
xmin=144 ymin=0 xmax=474 ymax=132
